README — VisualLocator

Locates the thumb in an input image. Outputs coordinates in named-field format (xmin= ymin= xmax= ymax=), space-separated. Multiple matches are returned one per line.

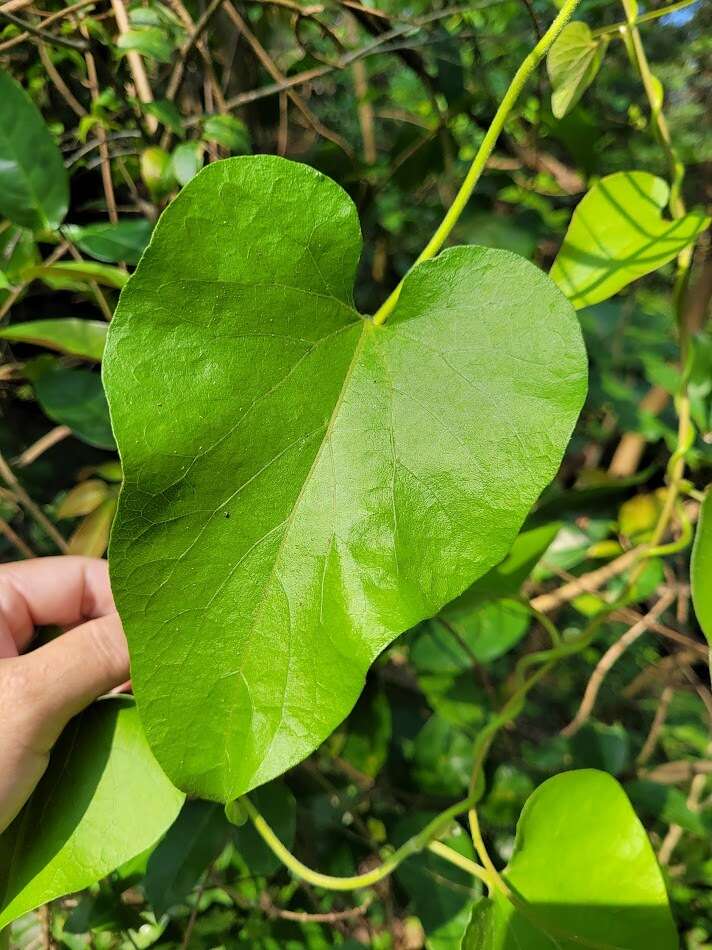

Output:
xmin=12 ymin=612 xmax=129 ymax=752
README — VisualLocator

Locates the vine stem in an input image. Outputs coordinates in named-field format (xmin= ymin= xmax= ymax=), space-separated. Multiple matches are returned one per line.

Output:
xmin=371 ymin=0 xmax=584 ymax=326
xmin=240 ymin=791 xmax=481 ymax=891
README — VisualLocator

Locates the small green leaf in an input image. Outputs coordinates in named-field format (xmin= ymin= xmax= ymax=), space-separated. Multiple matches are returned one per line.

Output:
xmin=202 ymin=115 xmax=251 ymax=153
xmin=626 ymin=780 xmax=711 ymax=838
xmin=0 ymin=69 xmax=69 ymax=231
xmin=551 ymin=171 xmax=710 ymax=309
xmin=0 ymin=698 xmax=183 ymax=929
xmin=691 ymin=488 xmax=712 ymax=645
xmin=172 ymin=142 xmax=204 ymax=186
xmin=63 ymin=219 xmax=152 ymax=265
xmin=104 ymin=156 xmax=587 ymax=802
xmin=140 ymin=146 xmax=176 ymax=199
xmin=142 ymin=99 xmax=184 ymax=136
xmin=462 ymin=770 xmax=677 ymax=949
xmin=547 ymin=22 xmax=606 ymax=119
xmin=23 ymin=260 xmax=129 ymax=289
xmin=144 ymin=800 xmax=230 ymax=915
xmin=117 ymin=27 xmax=174 ymax=62
xmin=0 ymin=272 xmax=9 ymax=290
xmin=0 ymin=318 xmax=107 ymax=361
xmin=34 ymin=365 xmax=115 ymax=449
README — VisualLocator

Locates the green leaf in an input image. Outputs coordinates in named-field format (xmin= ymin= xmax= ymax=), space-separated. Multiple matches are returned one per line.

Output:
xmin=410 ymin=716 xmax=474 ymax=797
xmin=550 ymin=171 xmax=710 ymax=309
xmin=172 ymin=142 xmax=204 ymax=186
xmin=0 ymin=69 xmax=69 ymax=231
xmin=144 ymin=800 xmax=230 ymax=915
xmin=117 ymin=27 xmax=174 ymax=62
xmin=0 ymin=698 xmax=183 ymax=929
xmin=691 ymin=488 xmax=712 ymax=646
xmin=104 ymin=155 xmax=587 ymax=802
xmin=0 ymin=318 xmax=107 ymax=361
xmin=63 ymin=219 xmax=152 ymax=265
xmin=569 ymin=721 xmax=630 ymax=776
xmin=23 ymin=260 xmax=128 ymax=290
xmin=626 ymin=780 xmax=711 ymax=838
xmin=202 ymin=115 xmax=251 ymax=153
xmin=546 ymin=22 xmax=606 ymax=119
xmin=338 ymin=686 xmax=392 ymax=779
xmin=413 ymin=600 xmax=530 ymax=671
xmin=34 ymin=365 xmax=115 ymax=449
xmin=142 ymin=99 xmax=184 ymax=137
xmin=462 ymin=770 xmax=677 ymax=949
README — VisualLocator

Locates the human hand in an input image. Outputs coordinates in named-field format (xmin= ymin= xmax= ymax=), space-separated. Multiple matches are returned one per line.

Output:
xmin=0 ymin=557 xmax=128 ymax=833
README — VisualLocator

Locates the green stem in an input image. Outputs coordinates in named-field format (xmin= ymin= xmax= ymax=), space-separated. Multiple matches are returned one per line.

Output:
xmin=240 ymin=791 xmax=479 ymax=891
xmin=592 ymin=0 xmax=698 ymax=38
xmin=371 ymin=0 xmax=584 ymax=326
xmin=426 ymin=840 xmax=492 ymax=886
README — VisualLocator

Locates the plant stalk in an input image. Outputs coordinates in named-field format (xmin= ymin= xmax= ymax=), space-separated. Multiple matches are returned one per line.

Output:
xmin=372 ymin=0 xmax=584 ymax=326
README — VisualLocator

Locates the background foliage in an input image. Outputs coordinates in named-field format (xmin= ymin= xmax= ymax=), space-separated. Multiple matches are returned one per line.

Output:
xmin=0 ymin=0 xmax=711 ymax=945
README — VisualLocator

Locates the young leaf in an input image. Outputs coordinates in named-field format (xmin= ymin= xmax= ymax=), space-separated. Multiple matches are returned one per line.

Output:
xmin=104 ymin=156 xmax=587 ymax=802
xmin=63 ymin=220 xmax=152 ymax=265
xmin=691 ymin=488 xmax=712 ymax=645
xmin=550 ymin=171 xmax=709 ymax=309
xmin=0 ymin=698 xmax=183 ymax=929
xmin=547 ymin=22 xmax=606 ymax=119
xmin=0 ymin=318 xmax=107 ymax=361
xmin=0 ymin=70 xmax=69 ymax=231
xmin=23 ymin=260 xmax=129 ymax=289
xmin=66 ymin=495 xmax=117 ymax=556
xmin=462 ymin=770 xmax=677 ymax=948
xmin=202 ymin=115 xmax=251 ymax=153
xmin=57 ymin=479 xmax=109 ymax=518
xmin=117 ymin=26 xmax=174 ymax=62
xmin=34 ymin=365 xmax=115 ymax=449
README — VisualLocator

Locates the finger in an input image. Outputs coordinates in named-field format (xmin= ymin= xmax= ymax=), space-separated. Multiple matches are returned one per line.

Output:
xmin=9 ymin=612 xmax=129 ymax=751
xmin=0 ymin=557 xmax=114 ymax=656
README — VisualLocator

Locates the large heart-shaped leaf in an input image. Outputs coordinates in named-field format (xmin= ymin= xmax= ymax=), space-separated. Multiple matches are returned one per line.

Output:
xmin=0 ymin=69 xmax=69 ymax=232
xmin=0 ymin=698 xmax=183 ymax=929
xmin=462 ymin=770 xmax=677 ymax=949
xmin=550 ymin=171 xmax=709 ymax=309
xmin=691 ymin=488 xmax=712 ymax=647
xmin=104 ymin=155 xmax=587 ymax=802
xmin=546 ymin=22 xmax=606 ymax=119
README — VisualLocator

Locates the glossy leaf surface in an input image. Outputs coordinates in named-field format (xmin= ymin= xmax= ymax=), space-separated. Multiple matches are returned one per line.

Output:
xmin=0 ymin=699 xmax=183 ymax=928
xmin=547 ymin=22 xmax=606 ymax=119
xmin=550 ymin=172 xmax=709 ymax=309
xmin=0 ymin=69 xmax=68 ymax=231
xmin=462 ymin=770 xmax=677 ymax=948
xmin=0 ymin=318 xmax=107 ymax=361
xmin=691 ymin=488 xmax=712 ymax=645
xmin=63 ymin=220 xmax=152 ymax=265
xmin=104 ymin=155 xmax=587 ymax=801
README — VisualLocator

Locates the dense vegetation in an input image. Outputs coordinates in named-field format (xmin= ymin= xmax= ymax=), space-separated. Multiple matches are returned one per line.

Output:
xmin=0 ymin=0 xmax=711 ymax=946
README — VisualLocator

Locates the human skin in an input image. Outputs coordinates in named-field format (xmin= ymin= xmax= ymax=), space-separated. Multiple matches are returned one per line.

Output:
xmin=0 ymin=557 xmax=129 ymax=833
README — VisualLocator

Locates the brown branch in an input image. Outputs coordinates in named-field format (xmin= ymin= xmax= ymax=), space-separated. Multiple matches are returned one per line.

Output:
xmin=0 ymin=0 xmax=96 ymax=53
xmin=39 ymin=42 xmax=87 ymax=117
xmin=223 ymin=3 xmax=354 ymax=159
xmin=165 ymin=0 xmax=227 ymax=103
xmin=0 ymin=450 xmax=68 ymax=553
xmin=636 ymin=684 xmax=674 ymax=765
xmin=0 ymin=8 xmax=88 ymax=49
xmin=0 ymin=515 xmax=35 ymax=558
xmin=111 ymin=0 xmax=157 ymax=132
xmin=531 ymin=547 xmax=642 ymax=613
xmin=15 ymin=426 xmax=72 ymax=467
xmin=658 ymin=767 xmax=708 ymax=865
xmin=561 ymin=590 xmax=676 ymax=737
xmin=260 ymin=892 xmax=373 ymax=923
xmin=623 ymin=648 xmax=706 ymax=697
xmin=80 ymin=26 xmax=118 ymax=224
xmin=608 ymin=385 xmax=671 ymax=478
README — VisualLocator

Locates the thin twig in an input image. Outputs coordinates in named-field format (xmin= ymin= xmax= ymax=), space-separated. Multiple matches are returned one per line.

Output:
xmin=111 ymin=0 xmax=157 ymax=132
xmin=0 ymin=8 xmax=88 ymax=49
xmin=637 ymin=684 xmax=674 ymax=766
xmin=562 ymin=591 xmax=676 ymax=737
xmin=0 ymin=450 xmax=67 ymax=553
xmin=80 ymin=25 xmax=119 ymax=224
xmin=165 ymin=0 xmax=227 ymax=102
xmin=531 ymin=547 xmax=642 ymax=613
xmin=0 ymin=515 xmax=35 ymax=559
xmin=16 ymin=426 xmax=72 ymax=467
xmin=39 ymin=42 xmax=87 ymax=117
xmin=0 ymin=0 xmax=96 ymax=53
xmin=260 ymin=893 xmax=373 ymax=923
